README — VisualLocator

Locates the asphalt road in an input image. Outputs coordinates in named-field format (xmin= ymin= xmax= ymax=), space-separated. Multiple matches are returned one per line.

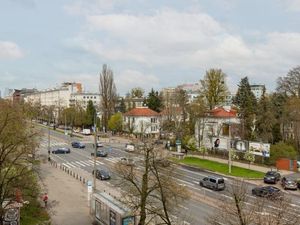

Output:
xmin=38 ymin=126 xmax=300 ymax=225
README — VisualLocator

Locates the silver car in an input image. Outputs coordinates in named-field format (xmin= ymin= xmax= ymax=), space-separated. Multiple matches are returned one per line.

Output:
xmin=199 ymin=176 xmax=225 ymax=191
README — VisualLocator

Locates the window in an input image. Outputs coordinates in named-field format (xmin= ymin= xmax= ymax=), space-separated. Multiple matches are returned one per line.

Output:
xmin=110 ymin=210 xmax=116 ymax=225
xmin=151 ymin=118 xmax=157 ymax=123
xmin=94 ymin=96 xmax=96 ymax=99
xmin=151 ymin=126 xmax=157 ymax=132
xmin=83 ymin=96 xmax=86 ymax=99
xmin=209 ymin=178 xmax=216 ymax=183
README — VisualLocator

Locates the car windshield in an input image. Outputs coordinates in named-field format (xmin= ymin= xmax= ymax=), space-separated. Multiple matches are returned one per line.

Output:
xmin=218 ymin=179 xmax=224 ymax=184
xmin=266 ymin=172 xmax=275 ymax=176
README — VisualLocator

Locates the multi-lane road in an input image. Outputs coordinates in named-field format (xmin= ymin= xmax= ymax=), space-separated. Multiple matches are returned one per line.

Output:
xmin=38 ymin=127 xmax=300 ymax=225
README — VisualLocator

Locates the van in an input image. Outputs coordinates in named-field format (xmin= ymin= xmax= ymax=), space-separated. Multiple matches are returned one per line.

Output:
xmin=199 ymin=176 xmax=225 ymax=191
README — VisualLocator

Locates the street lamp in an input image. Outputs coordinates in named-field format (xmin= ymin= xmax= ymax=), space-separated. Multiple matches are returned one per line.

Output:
xmin=93 ymin=112 xmax=98 ymax=193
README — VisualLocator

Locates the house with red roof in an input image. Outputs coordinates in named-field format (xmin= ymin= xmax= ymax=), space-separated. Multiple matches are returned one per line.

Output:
xmin=195 ymin=106 xmax=241 ymax=150
xmin=123 ymin=106 xmax=160 ymax=136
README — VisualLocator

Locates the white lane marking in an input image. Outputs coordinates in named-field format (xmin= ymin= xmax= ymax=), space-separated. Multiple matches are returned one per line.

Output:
xmin=96 ymin=161 xmax=104 ymax=165
xmin=66 ymin=162 xmax=76 ymax=168
xmin=105 ymin=158 xmax=118 ymax=163
xmin=62 ymin=163 xmax=71 ymax=168
xmin=80 ymin=161 xmax=91 ymax=166
xmin=178 ymin=204 xmax=189 ymax=210
xmin=75 ymin=161 xmax=87 ymax=167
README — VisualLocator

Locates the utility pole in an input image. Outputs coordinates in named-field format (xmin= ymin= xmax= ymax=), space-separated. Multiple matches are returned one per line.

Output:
xmin=228 ymin=122 xmax=232 ymax=174
xmin=93 ymin=112 xmax=97 ymax=193
xmin=47 ymin=112 xmax=51 ymax=161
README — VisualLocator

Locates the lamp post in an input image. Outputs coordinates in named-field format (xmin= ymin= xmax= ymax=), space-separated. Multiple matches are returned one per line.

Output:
xmin=228 ymin=121 xmax=232 ymax=174
xmin=93 ymin=112 xmax=98 ymax=193
xmin=47 ymin=111 xmax=51 ymax=161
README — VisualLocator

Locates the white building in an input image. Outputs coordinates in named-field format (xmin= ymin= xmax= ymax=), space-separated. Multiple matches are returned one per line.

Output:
xmin=177 ymin=83 xmax=201 ymax=103
xmin=195 ymin=106 xmax=240 ymax=150
xmin=250 ymin=84 xmax=265 ymax=100
xmin=25 ymin=82 xmax=82 ymax=108
xmin=70 ymin=93 xmax=101 ymax=110
xmin=123 ymin=107 xmax=160 ymax=136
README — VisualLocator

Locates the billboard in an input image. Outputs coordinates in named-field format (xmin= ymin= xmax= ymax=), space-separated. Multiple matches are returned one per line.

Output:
xmin=249 ymin=142 xmax=270 ymax=157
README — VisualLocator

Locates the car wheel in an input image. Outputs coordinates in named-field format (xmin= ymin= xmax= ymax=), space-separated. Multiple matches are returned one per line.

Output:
xmin=199 ymin=182 xmax=203 ymax=187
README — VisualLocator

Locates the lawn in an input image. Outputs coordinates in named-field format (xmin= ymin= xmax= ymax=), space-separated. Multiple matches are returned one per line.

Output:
xmin=178 ymin=156 xmax=265 ymax=178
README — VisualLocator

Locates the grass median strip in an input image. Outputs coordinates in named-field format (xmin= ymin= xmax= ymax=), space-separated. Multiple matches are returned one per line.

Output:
xmin=177 ymin=156 xmax=265 ymax=178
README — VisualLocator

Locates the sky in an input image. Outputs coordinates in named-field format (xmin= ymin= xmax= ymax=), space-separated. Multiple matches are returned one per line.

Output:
xmin=1 ymin=0 xmax=300 ymax=96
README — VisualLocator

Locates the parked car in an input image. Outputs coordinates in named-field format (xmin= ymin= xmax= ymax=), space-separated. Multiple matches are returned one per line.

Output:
xmin=91 ymin=149 xmax=108 ymax=157
xmin=263 ymin=171 xmax=281 ymax=184
xmin=52 ymin=147 xmax=71 ymax=154
xmin=252 ymin=186 xmax=282 ymax=199
xmin=92 ymin=169 xmax=110 ymax=180
xmin=71 ymin=141 xmax=85 ymax=149
xmin=125 ymin=143 xmax=135 ymax=152
xmin=120 ymin=157 xmax=135 ymax=166
xmin=199 ymin=176 xmax=225 ymax=191
xmin=96 ymin=142 xmax=104 ymax=147
xmin=281 ymin=177 xmax=298 ymax=190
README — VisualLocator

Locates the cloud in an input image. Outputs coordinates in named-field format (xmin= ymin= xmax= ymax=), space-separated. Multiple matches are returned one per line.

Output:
xmin=0 ymin=41 xmax=24 ymax=60
xmin=115 ymin=70 xmax=160 ymax=94
xmin=278 ymin=0 xmax=300 ymax=12
xmin=66 ymin=6 xmax=300 ymax=91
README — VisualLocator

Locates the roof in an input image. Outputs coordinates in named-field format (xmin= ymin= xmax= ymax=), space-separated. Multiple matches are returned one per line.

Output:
xmin=124 ymin=107 xmax=159 ymax=117
xmin=209 ymin=107 xmax=237 ymax=118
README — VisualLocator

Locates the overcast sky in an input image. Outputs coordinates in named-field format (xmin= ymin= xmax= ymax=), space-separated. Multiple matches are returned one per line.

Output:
xmin=1 ymin=0 xmax=300 ymax=96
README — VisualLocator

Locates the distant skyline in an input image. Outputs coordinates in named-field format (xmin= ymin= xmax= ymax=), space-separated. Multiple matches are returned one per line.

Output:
xmin=1 ymin=0 xmax=300 ymax=95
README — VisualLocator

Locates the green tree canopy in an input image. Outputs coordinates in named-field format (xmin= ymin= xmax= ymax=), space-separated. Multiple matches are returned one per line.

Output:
xmin=200 ymin=68 xmax=229 ymax=110
xmin=108 ymin=112 xmax=123 ymax=133
xmin=233 ymin=77 xmax=257 ymax=140
xmin=255 ymin=87 xmax=276 ymax=143
xmin=85 ymin=100 xmax=96 ymax=127
xmin=130 ymin=87 xmax=144 ymax=98
xmin=145 ymin=88 xmax=163 ymax=112
xmin=270 ymin=142 xmax=297 ymax=164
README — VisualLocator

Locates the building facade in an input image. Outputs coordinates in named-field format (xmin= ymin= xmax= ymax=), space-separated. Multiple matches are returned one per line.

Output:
xmin=70 ymin=93 xmax=101 ymax=110
xmin=123 ymin=107 xmax=160 ymax=136
xmin=250 ymin=84 xmax=265 ymax=100
xmin=25 ymin=82 xmax=82 ymax=108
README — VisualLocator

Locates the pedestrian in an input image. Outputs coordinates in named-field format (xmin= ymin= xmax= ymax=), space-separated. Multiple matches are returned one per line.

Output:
xmin=185 ymin=148 xmax=188 ymax=155
xmin=43 ymin=193 xmax=48 ymax=208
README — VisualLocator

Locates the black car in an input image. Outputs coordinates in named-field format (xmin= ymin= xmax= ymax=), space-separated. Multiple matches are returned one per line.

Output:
xmin=92 ymin=169 xmax=110 ymax=180
xmin=71 ymin=141 xmax=85 ymax=149
xmin=91 ymin=149 xmax=108 ymax=157
xmin=252 ymin=186 xmax=282 ymax=199
xmin=263 ymin=171 xmax=281 ymax=184
xmin=52 ymin=147 xmax=71 ymax=154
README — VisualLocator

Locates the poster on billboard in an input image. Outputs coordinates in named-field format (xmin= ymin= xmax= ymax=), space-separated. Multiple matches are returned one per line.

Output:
xmin=249 ymin=142 xmax=270 ymax=157
xmin=122 ymin=216 xmax=135 ymax=225
xmin=211 ymin=137 xmax=228 ymax=150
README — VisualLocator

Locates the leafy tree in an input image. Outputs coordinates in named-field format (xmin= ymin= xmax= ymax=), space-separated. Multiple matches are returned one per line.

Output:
xmin=99 ymin=64 xmax=117 ymax=132
xmin=270 ymin=142 xmax=297 ymax=164
xmin=108 ymin=112 xmax=123 ymax=133
xmin=85 ymin=100 xmax=96 ymax=127
xmin=200 ymin=68 xmax=229 ymax=110
xmin=119 ymin=98 xmax=126 ymax=113
xmin=0 ymin=100 xmax=39 ymax=223
xmin=130 ymin=87 xmax=144 ymax=98
xmin=233 ymin=77 xmax=257 ymax=140
xmin=270 ymin=93 xmax=288 ymax=143
xmin=145 ymin=88 xmax=163 ymax=112
xmin=243 ymin=150 xmax=255 ymax=168
xmin=255 ymin=87 xmax=276 ymax=142
xmin=277 ymin=66 xmax=300 ymax=97
xmin=282 ymin=97 xmax=300 ymax=152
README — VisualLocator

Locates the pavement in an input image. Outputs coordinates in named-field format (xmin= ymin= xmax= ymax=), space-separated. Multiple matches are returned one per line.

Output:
xmin=39 ymin=160 xmax=92 ymax=225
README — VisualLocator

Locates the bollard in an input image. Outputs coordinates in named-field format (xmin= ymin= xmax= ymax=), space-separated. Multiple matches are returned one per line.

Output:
xmin=83 ymin=178 xmax=85 ymax=184
xmin=80 ymin=176 xmax=82 ymax=181
xmin=76 ymin=174 xmax=78 ymax=179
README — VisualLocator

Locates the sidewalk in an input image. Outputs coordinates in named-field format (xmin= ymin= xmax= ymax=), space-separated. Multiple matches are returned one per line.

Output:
xmin=39 ymin=162 xmax=92 ymax=225
xmin=189 ymin=154 xmax=295 ymax=176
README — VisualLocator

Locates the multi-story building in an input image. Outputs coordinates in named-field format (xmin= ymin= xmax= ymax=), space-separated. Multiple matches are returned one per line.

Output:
xmin=250 ymin=84 xmax=265 ymax=100
xmin=69 ymin=93 xmax=101 ymax=110
xmin=177 ymin=82 xmax=201 ymax=103
xmin=195 ymin=106 xmax=240 ymax=150
xmin=25 ymin=82 xmax=82 ymax=108
xmin=123 ymin=106 xmax=160 ymax=137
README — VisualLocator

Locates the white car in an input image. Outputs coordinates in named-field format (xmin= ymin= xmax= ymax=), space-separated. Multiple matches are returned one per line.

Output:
xmin=97 ymin=142 xmax=104 ymax=147
xmin=125 ymin=143 xmax=135 ymax=152
xmin=120 ymin=157 xmax=135 ymax=166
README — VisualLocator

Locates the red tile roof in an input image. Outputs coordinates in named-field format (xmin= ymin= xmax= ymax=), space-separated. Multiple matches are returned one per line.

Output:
xmin=124 ymin=107 xmax=159 ymax=117
xmin=210 ymin=107 xmax=237 ymax=118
